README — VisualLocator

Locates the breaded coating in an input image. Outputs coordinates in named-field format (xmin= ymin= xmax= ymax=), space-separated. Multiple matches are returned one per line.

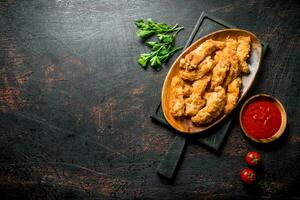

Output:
xmin=180 ymin=40 xmax=224 ymax=71
xmin=183 ymin=84 xmax=192 ymax=97
xmin=237 ymin=36 xmax=251 ymax=74
xmin=224 ymin=53 xmax=241 ymax=86
xmin=214 ymin=50 xmax=223 ymax=63
xmin=227 ymin=77 xmax=242 ymax=93
xmin=190 ymin=40 xmax=224 ymax=68
xmin=185 ymin=97 xmax=206 ymax=116
xmin=224 ymin=78 xmax=242 ymax=114
xmin=184 ymin=75 xmax=211 ymax=116
xmin=218 ymin=38 xmax=240 ymax=86
xmin=213 ymin=38 xmax=239 ymax=88
xmin=192 ymin=86 xmax=226 ymax=124
xmin=170 ymin=76 xmax=185 ymax=117
xmin=197 ymin=56 xmax=216 ymax=79
xmin=210 ymin=59 xmax=230 ymax=90
xmin=214 ymin=38 xmax=237 ymax=63
xmin=205 ymin=86 xmax=226 ymax=118
xmin=184 ymin=52 xmax=194 ymax=68
xmin=224 ymin=38 xmax=238 ymax=54
xmin=179 ymin=56 xmax=215 ymax=81
xmin=193 ymin=75 xmax=212 ymax=95
xmin=179 ymin=70 xmax=197 ymax=81
xmin=179 ymin=58 xmax=187 ymax=69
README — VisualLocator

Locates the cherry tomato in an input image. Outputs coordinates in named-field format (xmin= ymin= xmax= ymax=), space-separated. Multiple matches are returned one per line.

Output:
xmin=240 ymin=168 xmax=256 ymax=184
xmin=245 ymin=151 xmax=261 ymax=166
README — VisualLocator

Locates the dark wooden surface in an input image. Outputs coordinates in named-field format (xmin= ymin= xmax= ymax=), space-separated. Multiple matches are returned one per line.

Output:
xmin=0 ymin=0 xmax=299 ymax=199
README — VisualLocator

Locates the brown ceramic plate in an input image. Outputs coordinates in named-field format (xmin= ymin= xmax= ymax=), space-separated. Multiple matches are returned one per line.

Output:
xmin=161 ymin=29 xmax=263 ymax=134
xmin=239 ymin=94 xmax=287 ymax=143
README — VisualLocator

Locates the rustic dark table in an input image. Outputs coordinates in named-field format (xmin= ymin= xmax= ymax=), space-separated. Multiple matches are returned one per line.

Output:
xmin=0 ymin=0 xmax=299 ymax=199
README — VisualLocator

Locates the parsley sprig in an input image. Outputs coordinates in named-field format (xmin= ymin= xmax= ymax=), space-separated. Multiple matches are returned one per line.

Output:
xmin=135 ymin=19 xmax=184 ymax=69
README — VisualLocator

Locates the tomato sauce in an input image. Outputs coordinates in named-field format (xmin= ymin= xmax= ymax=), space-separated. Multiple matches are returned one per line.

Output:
xmin=241 ymin=98 xmax=282 ymax=139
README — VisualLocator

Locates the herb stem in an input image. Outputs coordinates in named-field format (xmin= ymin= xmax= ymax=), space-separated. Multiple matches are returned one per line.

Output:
xmin=135 ymin=19 xmax=184 ymax=69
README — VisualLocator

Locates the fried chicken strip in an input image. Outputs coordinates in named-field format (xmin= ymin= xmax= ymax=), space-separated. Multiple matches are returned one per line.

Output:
xmin=225 ymin=38 xmax=238 ymax=53
xmin=224 ymin=53 xmax=241 ymax=86
xmin=185 ymin=75 xmax=211 ymax=116
xmin=170 ymin=76 xmax=185 ymax=117
xmin=210 ymin=59 xmax=230 ymax=90
xmin=224 ymin=78 xmax=242 ymax=114
xmin=183 ymin=84 xmax=192 ymax=97
xmin=214 ymin=37 xmax=237 ymax=59
xmin=214 ymin=50 xmax=223 ymax=63
xmin=180 ymin=40 xmax=224 ymax=71
xmin=190 ymin=40 xmax=224 ymax=68
xmin=237 ymin=36 xmax=251 ymax=74
xmin=213 ymin=38 xmax=240 ymax=87
xmin=191 ymin=86 xmax=226 ymax=124
xmin=179 ymin=56 xmax=215 ymax=81
xmin=185 ymin=98 xmax=206 ymax=117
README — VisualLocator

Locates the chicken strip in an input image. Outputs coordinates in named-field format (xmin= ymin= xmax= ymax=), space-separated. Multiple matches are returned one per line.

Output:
xmin=185 ymin=75 xmax=211 ymax=116
xmin=185 ymin=98 xmax=206 ymax=117
xmin=214 ymin=50 xmax=223 ymax=63
xmin=193 ymin=75 xmax=212 ymax=95
xmin=237 ymin=36 xmax=251 ymax=74
xmin=214 ymin=38 xmax=240 ymax=87
xmin=179 ymin=58 xmax=186 ymax=68
xmin=224 ymin=53 xmax=241 ymax=86
xmin=214 ymin=38 xmax=237 ymax=61
xmin=169 ymin=76 xmax=185 ymax=117
xmin=224 ymin=78 xmax=242 ymax=114
xmin=210 ymin=38 xmax=240 ymax=90
xmin=192 ymin=86 xmax=226 ymax=124
xmin=210 ymin=59 xmax=230 ymax=90
xmin=224 ymin=38 xmax=238 ymax=53
xmin=197 ymin=56 xmax=216 ymax=78
xmin=205 ymin=86 xmax=226 ymax=118
xmin=179 ymin=40 xmax=224 ymax=71
xmin=179 ymin=50 xmax=195 ymax=70
xmin=179 ymin=70 xmax=197 ymax=81
xmin=190 ymin=40 xmax=224 ymax=68
xmin=179 ymin=56 xmax=215 ymax=81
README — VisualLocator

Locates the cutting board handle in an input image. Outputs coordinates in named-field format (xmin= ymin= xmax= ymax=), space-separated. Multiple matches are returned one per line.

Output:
xmin=156 ymin=135 xmax=186 ymax=179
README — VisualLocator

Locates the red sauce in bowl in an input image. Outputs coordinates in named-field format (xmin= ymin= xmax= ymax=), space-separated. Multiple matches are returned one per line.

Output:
xmin=241 ymin=98 xmax=282 ymax=139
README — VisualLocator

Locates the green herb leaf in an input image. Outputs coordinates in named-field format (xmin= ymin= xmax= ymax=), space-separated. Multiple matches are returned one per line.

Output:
xmin=136 ymin=30 xmax=156 ymax=39
xmin=157 ymin=34 xmax=174 ymax=44
xmin=134 ymin=19 xmax=145 ymax=28
xmin=149 ymin=55 xmax=162 ymax=70
xmin=138 ymin=53 xmax=152 ymax=68
xmin=145 ymin=41 xmax=162 ymax=51
xmin=134 ymin=19 xmax=184 ymax=69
